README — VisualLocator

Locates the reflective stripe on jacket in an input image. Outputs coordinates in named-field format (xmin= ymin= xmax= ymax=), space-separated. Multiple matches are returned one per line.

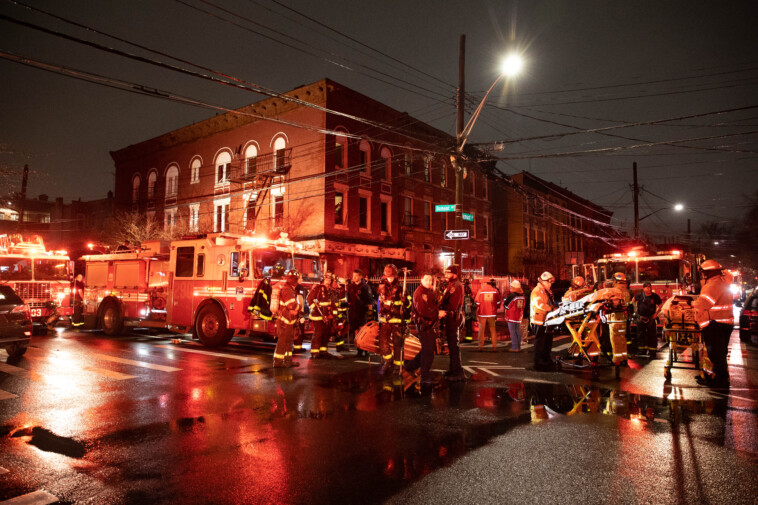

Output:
xmin=474 ymin=284 xmax=502 ymax=317
xmin=693 ymin=275 xmax=734 ymax=328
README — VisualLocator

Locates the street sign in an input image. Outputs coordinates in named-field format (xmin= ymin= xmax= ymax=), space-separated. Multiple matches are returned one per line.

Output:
xmin=435 ymin=204 xmax=455 ymax=213
xmin=444 ymin=229 xmax=470 ymax=240
xmin=462 ymin=212 xmax=474 ymax=222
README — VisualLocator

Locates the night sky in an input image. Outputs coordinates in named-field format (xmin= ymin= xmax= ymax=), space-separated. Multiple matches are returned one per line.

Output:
xmin=1 ymin=0 xmax=756 ymax=240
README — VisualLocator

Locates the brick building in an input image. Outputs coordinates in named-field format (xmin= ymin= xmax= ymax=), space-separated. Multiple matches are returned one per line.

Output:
xmin=492 ymin=171 xmax=613 ymax=280
xmin=110 ymin=79 xmax=494 ymax=278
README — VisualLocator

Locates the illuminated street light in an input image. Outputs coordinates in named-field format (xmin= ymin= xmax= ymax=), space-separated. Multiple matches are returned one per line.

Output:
xmin=639 ymin=203 xmax=685 ymax=222
xmin=500 ymin=53 xmax=523 ymax=77
xmin=674 ymin=203 xmax=684 ymax=212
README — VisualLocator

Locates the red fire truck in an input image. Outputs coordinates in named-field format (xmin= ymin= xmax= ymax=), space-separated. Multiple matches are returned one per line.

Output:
xmin=0 ymin=234 xmax=73 ymax=330
xmin=80 ymin=233 xmax=321 ymax=347
xmin=573 ymin=248 xmax=703 ymax=302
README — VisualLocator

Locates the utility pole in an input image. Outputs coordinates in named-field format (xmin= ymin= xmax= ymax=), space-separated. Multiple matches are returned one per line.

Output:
xmin=19 ymin=164 xmax=29 ymax=232
xmin=632 ymin=162 xmax=639 ymax=240
xmin=454 ymin=34 xmax=465 ymax=267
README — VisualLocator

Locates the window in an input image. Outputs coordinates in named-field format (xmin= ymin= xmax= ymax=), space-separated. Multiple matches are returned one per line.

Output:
xmin=359 ymin=196 xmax=368 ymax=230
xmin=214 ymin=199 xmax=230 ymax=232
xmin=404 ymin=152 xmax=412 ymax=176
xmin=440 ymin=162 xmax=447 ymax=188
xmin=403 ymin=196 xmax=412 ymax=227
xmin=380 ymin=201 xmax=389 ymax=233
xmin=147 ymin=170 xmax=157 ymax=199
xmin=175 ymin=247 xmax=194 ymax=278
xmin=423 ymin=201 xmax=431 ymax=230
xmin=164 ymin=207 xmax=177 ymax=232
xmin=483 ymin=216 xmax=489 ymax=239
xmin=132 ymin=176 xmax=141 ymax=203
xmin=196 ymin=254 xmax=205 ymax=277
xmin=380 ymin=147 xmax=392 ymax=181
xmin=215 ymin=152 xmax=231 ymax=185
xmin=334 ymin=192 xmax=345 ymax=226
xmin=165 ymin=164 xmax=178 ymax=198
xmin=423 ymin=157 xmax=431 ymax=182
xmin=334 ymin=134 xmax=346 ymax=169
xmin=359 ymin=140 xmax=370 ymax=175
xmin=190 ymin=158 xmax=201 ymax=184
xmin=273 ymin=137 xmax=287 ymax=173
xmin=274 ymin=194 xmax=284 ymax=229
xmin=244 ymin=194 xmax=257 ymax=232
xmin=244 ymin=145 xmax=258 ymax=176
xmin=189 ymin=204 xmax=200 ymax=232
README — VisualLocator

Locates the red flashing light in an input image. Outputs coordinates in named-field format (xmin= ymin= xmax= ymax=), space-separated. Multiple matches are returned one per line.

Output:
xmin=627 ymin=251 xmax=639 ymax=257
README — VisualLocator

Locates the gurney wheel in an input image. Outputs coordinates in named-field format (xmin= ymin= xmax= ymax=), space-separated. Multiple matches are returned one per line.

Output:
xmin=664 ymin=368 xmax=671 ymax=381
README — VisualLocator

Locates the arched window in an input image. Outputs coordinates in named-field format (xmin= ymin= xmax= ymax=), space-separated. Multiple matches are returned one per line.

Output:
xmin=131 ymin=175 xmax=141 ymax=203
xmin=334 ymin=132 xmax=347 ymax=169
xmin=380 ymin=147 xmax=392 ymax=181
xmin=190 ymin=157 xmax=201 ymax=184
xmin=244 ymin=145 xmax=258 ymax=176
xmin=215 ymin=151 xmax=232 ymax=185
xmin=165 ymin=164 xmax=179 ymax=198
xmin=359 ymin=139 xmax=371 ymax=175
xmin=147 ymin=170 xmax=157 ymax=199
xmin=273 ymin=137 xmax=287 ymax=173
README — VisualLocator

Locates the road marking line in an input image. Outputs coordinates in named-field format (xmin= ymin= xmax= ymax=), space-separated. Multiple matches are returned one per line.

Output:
xmin=709 ymin=391 xmax=757 ymax=403
xmin=0 ymin=466 xmax=7 ymax=475
xmin=521 ymin=334 xmax=570 ymax=350
xmin=478 ymin=367 xmax=502 ymax=377
xmin=0 ymin=490 xmax=60 ymax=505
xmin=0 ymin=363 xmax=33 ymax=380
xmin=155 ymin=345 xmax=257 ymax=361
xmin=93 ymin=354 xmax=181 ymax=372
xmin=0 ymin=389 xmax=18 ymax=401
xmin=463 ymin=366 xmax=478 ymax=375
xmin=25 ymin=355 xmax=136 ymax=381
xmin=469 ymin=360 xmax=497 ymax=364
xmin=475 ymin=365 xmax=526 ymax=370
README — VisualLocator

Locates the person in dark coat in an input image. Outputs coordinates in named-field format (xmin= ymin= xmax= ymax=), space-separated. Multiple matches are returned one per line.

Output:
xmin=347 ymin=269 xmax=374 ymax=357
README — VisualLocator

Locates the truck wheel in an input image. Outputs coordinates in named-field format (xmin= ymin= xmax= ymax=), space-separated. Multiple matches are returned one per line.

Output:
xmin=101 ymin=302 xmax=124 ymax=336
xmin=6 ymin=342 xmax=28 ymax=358
xmin=195 ymin=304 xmax=233 ymax=348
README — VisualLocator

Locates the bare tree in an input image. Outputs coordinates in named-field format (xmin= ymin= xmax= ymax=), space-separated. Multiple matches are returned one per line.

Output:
xmin=103 ymin=210 xmax=164 ymax=247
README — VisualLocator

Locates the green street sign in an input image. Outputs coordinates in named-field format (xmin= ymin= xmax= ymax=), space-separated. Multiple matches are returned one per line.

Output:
xmin=462 ymin=212 xmax=474 ymax=222
xmin=435 ymin=204 xmax=455 ymax=213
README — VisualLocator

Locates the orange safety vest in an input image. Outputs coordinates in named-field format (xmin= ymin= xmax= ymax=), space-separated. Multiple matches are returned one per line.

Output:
xmin=530 ymin=283 xmax=554 ymax=326
xmin=693 ymin=275 xmax=734 ymax=328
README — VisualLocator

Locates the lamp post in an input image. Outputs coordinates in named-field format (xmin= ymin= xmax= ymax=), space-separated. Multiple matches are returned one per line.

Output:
xmin=453 ymin=40 xmax=523 ymax=267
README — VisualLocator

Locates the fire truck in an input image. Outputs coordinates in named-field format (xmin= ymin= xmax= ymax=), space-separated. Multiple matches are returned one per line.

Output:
xmin=572 ymin=248 xmax=703 ymax=302
xmin=0 ymin=234 xmax=73 ymax=330
xmin=80 ymin=233 xmax=321 ymax=347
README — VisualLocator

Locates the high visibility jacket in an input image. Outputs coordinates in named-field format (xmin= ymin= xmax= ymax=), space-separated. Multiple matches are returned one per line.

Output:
xmin=248 ymin=278 xmax=272 ymax=320
xmin=693 ymin=275 xmax=734 ymax=328
xmin=307 ymin=283 xmax=333 ymax=321
xmin=276 ymin=282 xmax=301 ymax=325
xmin=475 ymin=284 xmax=502 ymax=317
xmin=378 ymin=278 xmax=410 ymax=324
xmin=503 ymin=293 xmax=525 ymax=323
xmin=530 ymin=283 xmax=555 ymax=326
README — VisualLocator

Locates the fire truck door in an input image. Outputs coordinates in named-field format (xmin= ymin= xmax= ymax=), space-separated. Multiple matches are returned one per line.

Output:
xmin=167 ymin=246 xmax=197 ymax=327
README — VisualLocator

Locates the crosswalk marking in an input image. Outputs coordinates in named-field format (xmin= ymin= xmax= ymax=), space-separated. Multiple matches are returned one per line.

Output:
xmin=25 ymin=355 xmax=137 ymax=381
xmin=0 ymin=362 xmax=34 ymax=380
xmin=521 ymin=334 xmax=570 ymax=350
xmin=155 ymin=345 xmax=257 ymax=361
xmin=93 ymin=354 xmax=181 ymax=373
xmin=0 ymin=389 xmax=18 ymax=401
xmin=469 ymin=360 xmax=497 ymax=364
xmin=0 ymin=490 xmax=59 ymax=505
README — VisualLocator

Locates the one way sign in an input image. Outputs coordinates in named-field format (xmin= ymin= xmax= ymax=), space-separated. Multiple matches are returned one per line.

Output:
xmin=444 ymin=229 xmax=470 ymax=240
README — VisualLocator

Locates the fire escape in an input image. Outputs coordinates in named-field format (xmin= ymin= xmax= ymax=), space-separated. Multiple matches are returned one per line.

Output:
xmin=228 ymin=148 xmax=292 ymax=233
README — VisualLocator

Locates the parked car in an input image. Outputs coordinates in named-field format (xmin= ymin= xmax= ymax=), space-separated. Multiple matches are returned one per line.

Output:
xmin=0 ymin=285 xmax=33 ymax=358
xmin=739 ymin=292 xmax=758 ymax=343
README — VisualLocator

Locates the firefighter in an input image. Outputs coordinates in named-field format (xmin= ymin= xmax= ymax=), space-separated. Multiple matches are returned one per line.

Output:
xmin=440 ymin=265 xmax=466 ymax=381
xmin=633 ymin=282 xmax=662 ymax=358
xmin=693 ymin=259 xmax=734 ymax=387
xmin=475 ymin=277 xmax=502 ymax=352
xmin=405 ymin=273 xmax=445 ymax=385
xmin=462 ymin=279 xmax=475 ymax=342
xmin=377 ymin=264 xmax=409 ymax=375
xmin=530 ymin=271 xmax=558 ymax=371
xmin=307 ymin=271 xmax=340 ymax=359
xmin=70 ymin=273 xmax=85 ymax=327
xmin=562 ymin=276 xmax=593 ymax=303
xmin=293 ymin=282 xmax=309 ymax=354
xmin=333 ymin=277 xmax=349 ymax=352
xmin=273 ymin=269 xmax=302 ymax=368
xmin=347 ymin=269 xmax=374 ymax=357
xmin=608 ymin=272 xmax=631 ymax=364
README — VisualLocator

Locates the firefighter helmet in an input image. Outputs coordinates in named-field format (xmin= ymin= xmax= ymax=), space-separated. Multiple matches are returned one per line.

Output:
xmin=700 ymin=259 xmax=723 ymax=271
xmin=445 ymin=265 xmax=460 ymax=277
xmin=539 ymin=271 xmax=555 ymax=283
xmin=571 ymin=276 xmax=586 ymax=289
xmin=285 ymin=269 xmax=300 ymax=278
xmin=383 ymin=264 xmax=398 ymax=277
xmin=613 ymin=272 xmax=628 ymax=283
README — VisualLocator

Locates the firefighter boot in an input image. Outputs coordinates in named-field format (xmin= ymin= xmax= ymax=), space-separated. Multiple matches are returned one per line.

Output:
xmin=283 ymin=354 xmax=300 ymax=368
xmin=273 ymin=358 xmax=287 ymax=368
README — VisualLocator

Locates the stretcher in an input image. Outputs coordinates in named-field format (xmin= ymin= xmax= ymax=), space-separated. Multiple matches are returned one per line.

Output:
xmin=546 ymin=288 xmax=625 ymax=380
xmin=660 ymin=294 xmax=702 ymax=381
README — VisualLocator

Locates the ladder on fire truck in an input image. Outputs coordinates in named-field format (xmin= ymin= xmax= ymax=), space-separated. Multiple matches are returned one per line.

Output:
xmin=229 ymin=148 xmax=292 ymax=230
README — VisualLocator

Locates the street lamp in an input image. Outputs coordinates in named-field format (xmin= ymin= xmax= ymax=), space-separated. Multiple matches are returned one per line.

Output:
xmin=453 ymin=51 xmax=524 ymax=266
xmin=638 ymin=203 xmax=684 ymax=222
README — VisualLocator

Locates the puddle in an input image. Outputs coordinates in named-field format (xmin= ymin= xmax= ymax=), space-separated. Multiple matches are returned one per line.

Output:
xmin=10 ymin=426 xmax=87 ymax=458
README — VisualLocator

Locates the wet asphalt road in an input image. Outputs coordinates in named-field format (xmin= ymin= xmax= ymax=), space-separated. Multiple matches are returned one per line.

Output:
xmin=0 ymin=326 xmax=756 ymax=505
